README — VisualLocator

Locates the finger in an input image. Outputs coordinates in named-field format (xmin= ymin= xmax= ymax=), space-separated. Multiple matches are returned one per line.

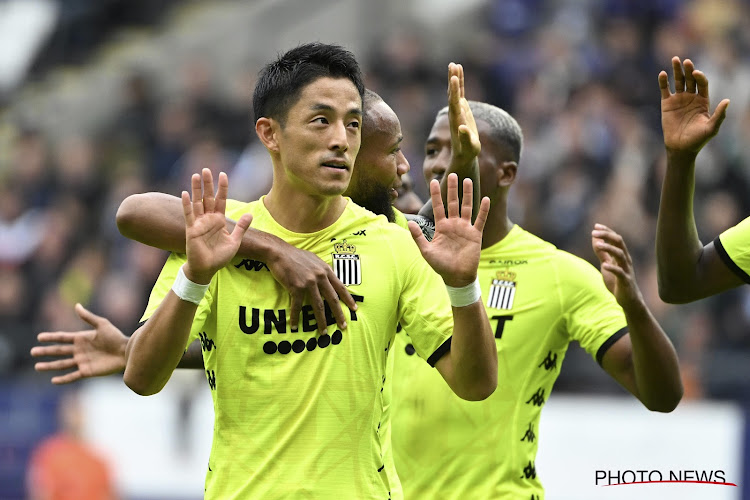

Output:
xmin=308 ymin=287 xmax=328 ymax=335
xmin=30 ymin=344 xmax=74 ymax=357
xmin=51 ymin=371 xmax=83 ymax=385
xmin=288 ymin=293 xmax=301 ymax=332
xmin=408 ymin=220 xmax=430 ymax=254
xmin=75 ymin=303 xmax=102 ymax=328
xmin=181 ymin=191 xmax=195 ymax=226
xmin=672 ymin=56 xmax=685 ymax=93
xmin=202 ymin=168 xmax=216 ymax=213
xmin=230 ymin=214 xmax=253 ymax=245
xmin=446 ymin=173 xmax=459 ymax=218
xmin=215 ymin=171 xmax=229 ymax=215
xmin=708 ymin=98 xmax=730 ymax=133
xmin=692 ymin=70 xmax=709 ymax=98
xmin=429 ymin=179 xmax=446 ymax=223
xmin=684 ymin=59 xmax=696 ymax=94
xmin=329 ymin=269 xmax=357 ymax=312
xmin=592 ymin=223 xmax=631 ymax=264
xmin=319 ymin=279 xmax=347 ymax=331
xmin=473 ymin=197 xmax=491 ymax=233
xmin=601 ymin=262 xmax=628 ymax=281
xmin=593 ymin=241 xmax=628 ymax=270
xmin=461 ymin=177 xmax=473 ymax=221
xmin=449 ymin=75 xmax=461 ymax=124
xmin=658 ymin=71 xmax=671 ymax=100
xmin=458 ymin=63 xmax=465 ymax=99
xmin=35 ymin=358 xmax=77 ymax=371
xmin=36 ymin=332 xmax=77 ymax=343
xmin=191 ymin=173 xmax=204 ymax=217
xmin=447 ymin=62 xmax=456 ymax=96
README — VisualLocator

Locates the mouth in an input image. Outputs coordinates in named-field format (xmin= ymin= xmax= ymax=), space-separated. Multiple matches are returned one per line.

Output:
xmin=321 ymin=160 xmax=349 ymax=171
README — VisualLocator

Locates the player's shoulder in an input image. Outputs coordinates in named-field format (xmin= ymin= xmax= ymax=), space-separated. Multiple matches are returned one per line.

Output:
xmin=225 ymin=198 xmax=262 ymax=219
xmin=346 ymin=202 xmax=410 ymax=235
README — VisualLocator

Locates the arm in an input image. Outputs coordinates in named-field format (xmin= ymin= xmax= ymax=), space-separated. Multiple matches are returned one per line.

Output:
xmin=592 ymin=224 xmax=683 ymax=412
xmin=656 ymin=56 xmax=740 ymax=302
xmin=123 ymin=170 xmax=251 ymax=395
xmin=410 ymin=174 xmax=497 ymax=400
xmin=117 ymin=194 xmax=354 ymax=333
xmin=419 ymin=63 xmax=481 ymax=223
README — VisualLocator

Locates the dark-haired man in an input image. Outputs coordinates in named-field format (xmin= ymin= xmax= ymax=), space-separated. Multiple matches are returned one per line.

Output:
xmin=102 ymin=43 xmax=495 ymax=499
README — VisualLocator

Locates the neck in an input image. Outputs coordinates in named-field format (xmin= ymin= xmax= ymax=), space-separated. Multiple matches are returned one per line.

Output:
xmin=481 ymin=195 xmax=514 ymax=249
xmin=265 ymin=184 xmax=348 ymax=233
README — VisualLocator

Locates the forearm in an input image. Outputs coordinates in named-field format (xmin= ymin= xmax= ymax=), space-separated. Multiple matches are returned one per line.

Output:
xmin=655 ymin=150 xmax=704 ymax=301
xmin=623 ymin=301 xmax=683 ymax=412
xmin=177 ymin=339 xmax=205 ymax=369
xmin=445 ymin=301 xmax=497 ymax=400
xmin=117 ymin=192 xmax=288 ymax=261
xmin=123 ymin=292 xmax=199 ymax=395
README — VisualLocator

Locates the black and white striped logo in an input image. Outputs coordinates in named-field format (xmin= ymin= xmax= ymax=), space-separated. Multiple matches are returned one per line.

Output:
xmin=487 ymin=276 xmax=516 ymax=310
xmin=333 ymin=254 xmax=361 ymax=285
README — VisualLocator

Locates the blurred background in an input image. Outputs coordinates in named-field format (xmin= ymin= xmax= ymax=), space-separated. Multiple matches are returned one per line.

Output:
xmin=0 ymin=0 xmax=749 ymax=498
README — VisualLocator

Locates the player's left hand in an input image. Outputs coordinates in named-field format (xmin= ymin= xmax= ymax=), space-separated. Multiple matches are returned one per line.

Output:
xmin=447 ymin=62 xmax=481 ymax=164
xmin=591 ymin=223 xmax=644 ymax=310
xmin=409 ymin=173 xmax=490 ymax=287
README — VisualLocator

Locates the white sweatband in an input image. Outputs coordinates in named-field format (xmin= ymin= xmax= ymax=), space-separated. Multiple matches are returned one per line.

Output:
xmin=172 ymin=266 xmax=210 ymax=305
xmin=445 ymin=277 xmax=481 ymax=307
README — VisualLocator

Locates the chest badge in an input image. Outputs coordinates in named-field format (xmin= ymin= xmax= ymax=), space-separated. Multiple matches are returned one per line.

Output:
xmin=332 ymin=239 xmax=361 ymax=285
xmin=487 ymin=270 xmax=516 ymax=310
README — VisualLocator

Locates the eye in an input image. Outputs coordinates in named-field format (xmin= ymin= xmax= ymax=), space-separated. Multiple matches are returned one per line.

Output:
xmin=425 ymin=147 xmax=437 ymax=157
xmin=348 ymin=120 xmax=360 ymax=129
xmin=391 ymin=147 xmax=402 ymax=155
xmin=312 ymin=117 xmax=329 ymax=124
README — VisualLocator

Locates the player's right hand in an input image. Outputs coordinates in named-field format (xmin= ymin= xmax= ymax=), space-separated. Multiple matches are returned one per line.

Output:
xmin=31 ymin=303 xmax=128 ymax=384
xmin=267 ymin=245 xmax=355 ymax=334
xmin=448 ymin=62 xmax=480 ymax=164
xmin=658 ymin=56 xmax=729 ymax=155
xmin=182 ymin=169 xmax=253 ymax=284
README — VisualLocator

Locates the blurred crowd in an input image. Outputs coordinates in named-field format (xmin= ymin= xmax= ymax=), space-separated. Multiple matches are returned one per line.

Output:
xmin=2 ymin=0 xmax=750 ymax=404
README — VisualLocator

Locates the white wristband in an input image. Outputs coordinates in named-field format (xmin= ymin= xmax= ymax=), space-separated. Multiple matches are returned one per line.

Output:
xmin=445 ymin=277 xmax=481 ymax=308
xmin=172 ymin=266 xmax=210 ymax=305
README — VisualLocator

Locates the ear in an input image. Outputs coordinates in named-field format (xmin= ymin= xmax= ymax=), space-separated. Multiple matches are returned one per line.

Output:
xmin=498 ymin=161 xmax=517 ymax=187
xmin=255 ymin=117 xmax=280 ymax=152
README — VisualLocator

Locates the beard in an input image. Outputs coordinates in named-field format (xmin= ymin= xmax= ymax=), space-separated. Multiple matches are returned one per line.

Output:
xmin=351 ymin=180 xmax=395 ymax=223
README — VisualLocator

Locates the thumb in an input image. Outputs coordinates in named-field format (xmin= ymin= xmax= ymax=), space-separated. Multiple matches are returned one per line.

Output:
xmin=408 ymin=221 xmax=430 ymax=254
xmin=231 ymin=214 xmax=253 ymax=244
xmin=75 ymin=303 xmax=102 ymax=328
xmin=709 ymin=98 xmax=730 ymax=134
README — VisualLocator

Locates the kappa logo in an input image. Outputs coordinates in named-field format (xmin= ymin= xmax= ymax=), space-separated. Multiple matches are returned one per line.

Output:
xmin=235 ymin=259 xmax=269 ymax=272
xmin=332 ymin=239 xmax=361 ymax=285
xmin=487 ymin=270 xmax=517 ymax=310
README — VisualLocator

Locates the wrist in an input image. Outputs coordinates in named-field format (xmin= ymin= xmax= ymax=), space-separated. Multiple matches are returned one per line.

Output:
xmin=182 ymin=264 xmax=213 ymax=285
xmin=173 ymin=265 xmax=211 ymax=305
xmin=445 ymin=277 xmax=481 ymax=308
xmin=665 ymin=147 xmax=699 ymax=165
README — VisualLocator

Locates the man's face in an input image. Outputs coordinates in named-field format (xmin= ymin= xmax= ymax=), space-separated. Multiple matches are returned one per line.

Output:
xmin=347 ymin=99 xmax=409 ymax=222
xmin=423 ymin=114 xmax=499 ymax=201
xmin=275 ymin=77 xmax=362 ymax=197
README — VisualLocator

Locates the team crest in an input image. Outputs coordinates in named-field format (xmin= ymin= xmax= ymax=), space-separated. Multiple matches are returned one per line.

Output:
xmin=487 ymin=270 xmax=516 ymax=310
xmin=332 ymin=239 xmax=361 ymax=285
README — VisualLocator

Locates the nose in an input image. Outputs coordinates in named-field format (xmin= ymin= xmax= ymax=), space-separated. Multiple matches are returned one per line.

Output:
xmin=329 ymin=122 xmax=349 ymax=153
xmin=397 ymin=150 xmax=410 ymax=176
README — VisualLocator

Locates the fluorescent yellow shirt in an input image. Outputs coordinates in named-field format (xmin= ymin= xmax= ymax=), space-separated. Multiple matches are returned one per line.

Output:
xmin=716 ymin=216 xmax=750 ymax=283
xmin=392 ymin=225 xmax=627 ymax=500
xmin=141 ymin=198 xmax=453 ymax=499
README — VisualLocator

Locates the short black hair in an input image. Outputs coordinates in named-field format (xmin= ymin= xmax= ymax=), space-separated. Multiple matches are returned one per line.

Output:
xmin=253 ymin=42 xmax=365 ymax=125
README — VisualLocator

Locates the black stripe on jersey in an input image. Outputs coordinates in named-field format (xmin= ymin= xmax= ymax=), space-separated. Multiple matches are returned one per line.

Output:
xmin=596 ymin=326 xmax=629 ymax=365
xmin=426 ymin=337 xmax=452 ymax=366
xmin=714 ymin=236 xmax=750 ymax=284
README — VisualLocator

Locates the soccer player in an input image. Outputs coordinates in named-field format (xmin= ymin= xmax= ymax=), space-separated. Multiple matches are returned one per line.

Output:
xmin=655 ymin=56 xmax=741 ymax=303
xmin=389 ymin=101 xmax=683 ymax=499
xmin=121 ymin=43 xmax=496 ymax=499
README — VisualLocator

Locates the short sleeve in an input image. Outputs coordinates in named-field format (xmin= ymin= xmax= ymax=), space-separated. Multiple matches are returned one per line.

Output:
xmin=559 ymin=253 xmax=628 ymax=365
xmin=716 ymin=216 xmax=750 ymax=283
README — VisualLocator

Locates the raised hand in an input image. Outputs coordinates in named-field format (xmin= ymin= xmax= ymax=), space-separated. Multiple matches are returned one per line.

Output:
xmin=31 ymin=303 xmax=128 ymax=384
xmin=409 ymin=173 xmax=490 ymax=287
xmin=182 ymin=168 xmax=253 ymax=284
xmin=659 ymin=56 xmax=730 ymax=155
xmin=591 ymin=224 xmax=644 ymax=311
xmin=448 ymin=62 xmax=481 ymax=162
